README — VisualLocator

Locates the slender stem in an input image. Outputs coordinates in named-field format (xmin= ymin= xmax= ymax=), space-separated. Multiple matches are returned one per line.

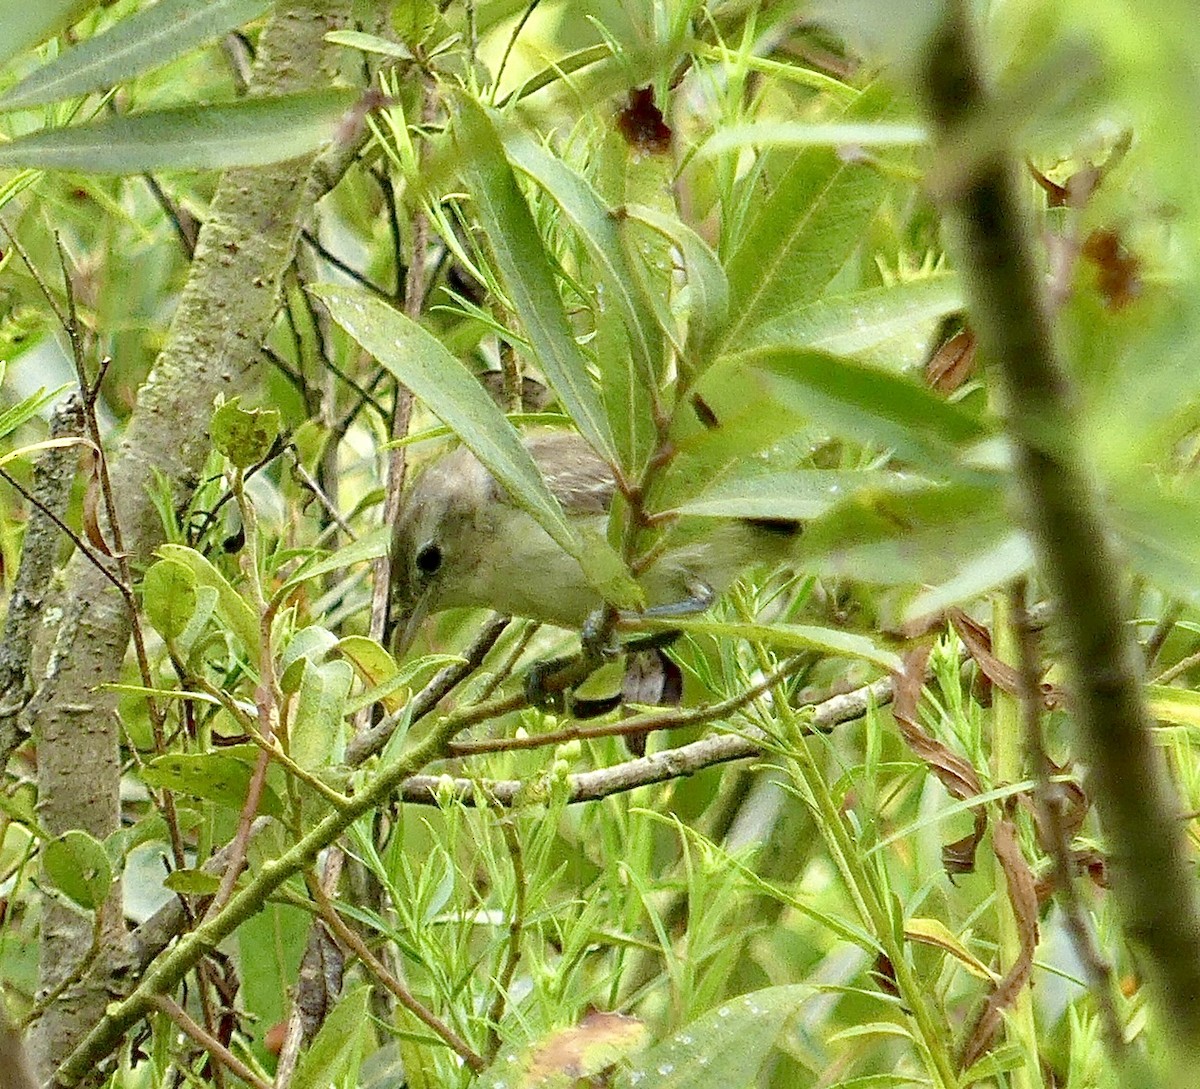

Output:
xmin=306 ymin=872 xmax=485 ymax=1072
xmin=922 ymin=3 xmax=1200 ymax=1061
xmin=149 ymin=996 xmax=272 ymax=1089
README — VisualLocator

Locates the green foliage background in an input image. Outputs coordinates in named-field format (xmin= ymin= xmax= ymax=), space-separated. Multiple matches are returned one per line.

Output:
xmin=2 ymin=2 xmax=1200 ymax=1088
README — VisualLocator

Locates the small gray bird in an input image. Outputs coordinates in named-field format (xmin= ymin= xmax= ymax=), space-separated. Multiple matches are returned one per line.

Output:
xmin=390 ymin=430 xmax=800 ymax=650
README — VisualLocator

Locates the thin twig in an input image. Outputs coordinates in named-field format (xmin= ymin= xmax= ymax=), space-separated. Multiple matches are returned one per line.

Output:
xmin=448 ymin=654 xmax=807 ymax=756
xmin=306 ymin=872 xmax=486 ymax=1072
xmin=149 ymin=995 xmax=272 ymax=1089
xmin=485 ymin=816 xmax=526 ymax=1058
xmin=346 ymin=613 xmax=511 ymax=764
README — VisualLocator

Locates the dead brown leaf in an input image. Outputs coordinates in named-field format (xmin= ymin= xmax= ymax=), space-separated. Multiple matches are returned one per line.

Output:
xmin=958 ymin=816 xmax=1039 ymax=1070
xmin=892 ymin=645 xmax=987 ymax=873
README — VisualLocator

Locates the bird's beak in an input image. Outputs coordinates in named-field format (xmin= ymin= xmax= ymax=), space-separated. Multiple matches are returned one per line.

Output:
xmin=391 ymin=589 xmax=433 ymax=659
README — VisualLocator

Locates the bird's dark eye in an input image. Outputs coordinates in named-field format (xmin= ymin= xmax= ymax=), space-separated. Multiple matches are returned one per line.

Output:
xmin=415 ymin=541 xmax=442 ymax=576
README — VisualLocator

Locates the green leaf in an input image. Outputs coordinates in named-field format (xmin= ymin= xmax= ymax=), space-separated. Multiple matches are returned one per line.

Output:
xmin=312 ymin=283 xmax=641 ymax=609
xmin=291 ymin=985 xmax=371 ymax=1089
xmin=721 ymin=84 xmax=904 ymax=349
xmin=674 ymin=468 xmax=899 ymax=521
xmin=624 ymin=203 xmax=729 ymax=365
xmin=0 ymin=384 xmax=70 ymax=442
xmin=1149 ymin=685 xmax=1200 ymax=727
xmin=628 ymin=617 xmax=901 ymax=671
xmin=142 ymin=558 xmax=198 ymax=643
xmin=453 ymin=96 xmax=617 ymax=464
xmin=162 ymin=868 xmax=222 ymax=895
xmin=905 ymin=531 xmax=1034 ymax=619
xmin=701 ymin=120 xmax=929 ymax=155
xmin=42 ymin=830 xmax=113 ymax=911
xmin=735 ymin=275 xmax=963 ymax=368
xmin=155 ymin=544 xmax=260 ymax=657
xmin=0 ymin=1 xmax=97 ymax=69
xmin=0 ymin=89 xmax=357 ymax=173
xmin=795 ymin=479 xmax=1013 ymax=585
xmin=279 ymin=626 xmax=339 ymax=694
xmin=325 ymin=29 xmax=414 ymax=60
xmin=733 ymin=348 xmax=989 ymax=475
xmin=614 ymin=985 xmax=810 ymax=1089
xmin=0 ymin=0 xmax=272 ymax=110
xmin=1111 ymin=483 xmax=1200 ymax=608
xmin=291 ymin=659 xmax=353 ymax=771
xmin=278 ymin=526 xmax=389 ymax=593
xmin=504 ymin=132 xmax=662 ymax=427
xmin=141 ymin=752 xmax=284 ymax=818
xmin=211 ymin=397 xmax=280 ymax=469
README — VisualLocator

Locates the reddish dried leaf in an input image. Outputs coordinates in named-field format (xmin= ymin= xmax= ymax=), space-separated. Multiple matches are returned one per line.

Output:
xmin=958 ymin=817 xmax=1038 ymax=1070
xmin=872 ymin=951 xmax=900 ymax=998
xmin=264 ymin=1021 xmax=287 ymax=1056
xmin=1027 ymin=160 xmax=1100 ymax=208
xmin=892 ymin=645 xmax=987 ymax=873
xmin=1082 ymin=227 xmax=1142 ymax=310
xmin=1028 ymin=160 xmax=1070 ymax=207
xmin=81 ymin=454 xmax=114 ymax=557
xmin=926 ymin=329 xmax=977 ymax=393
xmin=949 ymin=609 xmax=1064 ymax=709
xmin=691 ymin=392 xmax=720 ymax=430
xmin=943 ymin=815 xmax=987 ymax=875
xmin=616 ymin=87 xmax=672 ymax=155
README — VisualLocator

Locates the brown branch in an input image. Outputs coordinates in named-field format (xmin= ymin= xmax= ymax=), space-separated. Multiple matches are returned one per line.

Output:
xmin=148 ymin=996 xmax=271 ymax=1089
xmin=346 ymin=614 xmax=513 ymax=765
xmin=922 ymin=2 xmax=1200 ymax=1061
xmin=28 ymin=3 xmax=354 ymax=1077
xmin=0 ymin=397 xmax=84 ymax=765
xmin=306 ymin=871 xmax=486 ymax=1072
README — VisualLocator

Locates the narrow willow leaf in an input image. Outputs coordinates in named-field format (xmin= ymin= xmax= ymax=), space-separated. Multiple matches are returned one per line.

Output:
xmin=674 ymin=468 xmax=900 ymax=521
xmin=737 ymin=347 xmax=989 ymax=475
xmin=615 ymin=986 xmax=810 ymax=1089
xmin=498 ymin=43 xmax=613 ymax=106
xmin=325 ymin=30 xmax=414 ymax=59
xmin=1110 ymin=483 xmax=1200 ymax=609
xmin=624 ymin=203 xmax=729 ymax=364
xmin=904 ymin=917 xmax=999 ymax=981
xmin=278 ymin=526 xmax=389 ymax=593
xmin=735 ymin=275 xmax=963 ymax=367
xmin=1147 ymin=685 xmax=1200 ymax=728
xmin=454 ymin=96 xmax=617 ymax=464
xmin=291 ymin=986 xmax=372 ymax=1089
xmin=311 ymin=283 xmax=640 ymax=608
xmin=0 ymin=0 xmax=96 ymax=68
xmin=0 ymin=89 xmax=357 ymax=173
xmin=905 ymin=531 xmax=1033 ymax=619
xmin=504 ymin=133 xmax=662 ymax=407
xmin=1 ymin=0 xmax=272 ymax=110
xmin=0 ymin=384 xmax=70 ymax=443
xmin=795 ymin=480 xmax=1013 ymax=586
xmin=701 ymin=120 xmax=929 ymax=155
xmin=721 ymin=83 xmax=902 ymax=349
xmin=627 ymin=617 xmax=901 ymax=671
